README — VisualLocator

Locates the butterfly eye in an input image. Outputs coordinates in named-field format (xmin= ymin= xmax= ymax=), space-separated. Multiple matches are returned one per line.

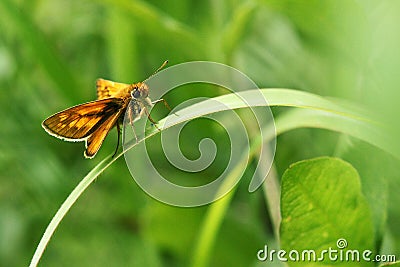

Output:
xmin=132 ymin=89 xmax=141 ymax=98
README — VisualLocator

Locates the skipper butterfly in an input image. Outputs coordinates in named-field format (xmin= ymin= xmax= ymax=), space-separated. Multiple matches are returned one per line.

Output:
xmin=42 ymin=61 xmax=170 ymax=158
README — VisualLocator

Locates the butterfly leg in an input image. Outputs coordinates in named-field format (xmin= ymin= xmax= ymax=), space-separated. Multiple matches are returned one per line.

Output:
xmin=152 ymin=99 xmax=178 ymax=116
xmin=112 ymin=122 xmax=121 ymax=158
xmin=127 ymin=103 xmax=139 ymax=143
xmin=144 ymin=108 xmax=161 ymax=132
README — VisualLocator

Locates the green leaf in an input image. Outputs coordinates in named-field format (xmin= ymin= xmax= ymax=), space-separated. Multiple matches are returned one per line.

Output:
xmin=280 ymin=157 xmax=375 ymax=266
xmin=339 ymin=142 xmax=389 ymax=251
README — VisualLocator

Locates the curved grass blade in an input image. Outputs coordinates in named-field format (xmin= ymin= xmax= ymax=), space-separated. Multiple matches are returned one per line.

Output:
xmin=30 ymin=88 xmax=394 ymax=267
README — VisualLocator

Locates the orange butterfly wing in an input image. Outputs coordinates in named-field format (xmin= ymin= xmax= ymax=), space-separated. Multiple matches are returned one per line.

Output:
xmin=84 ymin=107 xmax=124 ymax=158
xmin=96 ymin=78 xmax=130 ymax=100
xmin=42 ymin=98 xmax=127 ymax=158
xmin=42 ymin=98 xmax=124 ymax=140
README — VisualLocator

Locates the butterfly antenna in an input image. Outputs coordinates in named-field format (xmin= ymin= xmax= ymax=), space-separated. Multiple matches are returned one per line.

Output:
xmin=143 ymin=60 xmax=168 ymax=83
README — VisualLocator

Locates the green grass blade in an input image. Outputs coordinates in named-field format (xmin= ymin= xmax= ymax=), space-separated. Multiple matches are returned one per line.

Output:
xmin=222 ymin=0 xmax=257 ymax=62
xmin=0 ymin=0 xmax=80 ymax=101
xmin=30 ymin=88 xmax=394 ymax=266
xmin=106 ymin=7 xmax=139 ymax=81
xmin=91 ymin=0 xmax=205 ymax=57
xmin=29 ymin=155 xmax=113 ymax=267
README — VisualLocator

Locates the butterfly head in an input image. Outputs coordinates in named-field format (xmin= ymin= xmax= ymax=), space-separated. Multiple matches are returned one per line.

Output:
xmin=131 ymin=82 xmax=149 ymax=99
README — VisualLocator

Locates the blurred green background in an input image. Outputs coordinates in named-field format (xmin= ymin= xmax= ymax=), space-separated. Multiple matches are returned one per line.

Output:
xmin=1 ymin=0 xmax=399 ymax=266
